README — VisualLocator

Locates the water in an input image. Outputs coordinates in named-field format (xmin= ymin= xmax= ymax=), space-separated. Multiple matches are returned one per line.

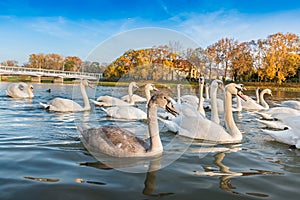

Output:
xmin=0 ymin=81 xmax=300 ymax=200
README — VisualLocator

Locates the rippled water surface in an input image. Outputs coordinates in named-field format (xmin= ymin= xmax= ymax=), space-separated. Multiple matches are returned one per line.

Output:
xmin=0 ymin=81 xmax=300 ymax=200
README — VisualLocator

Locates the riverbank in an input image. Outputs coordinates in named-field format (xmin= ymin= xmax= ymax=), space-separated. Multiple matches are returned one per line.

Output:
xmin=1 ymin=75 xmax=299 ymax=91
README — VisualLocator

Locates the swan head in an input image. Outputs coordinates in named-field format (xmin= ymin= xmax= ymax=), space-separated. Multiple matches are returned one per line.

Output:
xmin=225 ymin=83 xmax=247 ymax=101
xmin=81 ymin=79 xmax=94 ymax=88
xmin=145 ymin=83 xmax=158 ymax=91
xmin=238 ymin=84 xmax=247 ymax=91
xmin=130 ymin=81 xmax=139 ymax=89
xmin=265 ymin=89 xmax=272 ymax=96
xmin=149 ymin=92 xmax=179 ymax=117
xmin=198 ymin=77 xmax=204 ymax=85
xmin=211 ymin=79 xmax=223 ymax=90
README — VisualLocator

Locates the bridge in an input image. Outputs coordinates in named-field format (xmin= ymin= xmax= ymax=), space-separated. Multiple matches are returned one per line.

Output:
xmin=0 ymin=65 xmax=102 ymax=83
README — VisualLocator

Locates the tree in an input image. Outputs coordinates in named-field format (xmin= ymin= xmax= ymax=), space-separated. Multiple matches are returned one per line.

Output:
xmin=259 ymin=32 xmax=300 ymax=84
xmin=231 ymin=42 xmax=254 ymax=81
xmin=64 ymin=56 xmax=82 ymax=72
xmin=1 ymin=60 xmax=18 ymax=67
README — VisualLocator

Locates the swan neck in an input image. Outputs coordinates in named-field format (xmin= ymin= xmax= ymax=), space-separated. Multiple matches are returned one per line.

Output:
xmin=205 ymin=85 xmax=209 ymax=100
xmin=177 ymin=85 xmax=181 ymax=104
xmin=81 ymin=81 xmax=90 ymax=110
xmin=145 ymin=89 xmax=151 ymax=106
xmin=27 ymin=87 xmax=34 ymax=98
xmin=255 ymin=88 xmax=260 ymax=104
xmin=147 ymin=104 xmax=163 ymax=153
xmin=259 ymin=90 xmax=269 ymax=109
xmin=197 ymin=83 xmax=205 ymax=117
xmin=236 ymin=96 xmax=242 ymax=111
xmin=128 ymin=84 xmax=134 ymax=104
xmin=224 ymin=90 xmax=241 ymax=138
xmin=210 ymin=86 xmax=219 ymax=124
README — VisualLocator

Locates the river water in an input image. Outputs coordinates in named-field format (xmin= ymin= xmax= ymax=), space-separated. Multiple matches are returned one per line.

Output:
xmin=0 ymin=81 xmax=300 ymax=200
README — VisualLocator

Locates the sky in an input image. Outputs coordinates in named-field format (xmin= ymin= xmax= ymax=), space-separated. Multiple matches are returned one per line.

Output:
xmin=1 ymin=0 xmax=300 ymax=65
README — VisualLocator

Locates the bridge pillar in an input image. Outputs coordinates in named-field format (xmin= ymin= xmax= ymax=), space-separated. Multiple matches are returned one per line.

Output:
xmin=53 ymin=77 xmax=64 ymax=83
xmin=31 ymin=76 xmax=41 ymax=83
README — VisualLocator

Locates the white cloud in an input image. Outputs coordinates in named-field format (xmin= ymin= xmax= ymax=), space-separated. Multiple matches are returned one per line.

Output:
xmin=174 ymin=9 xmax=300 ymax=47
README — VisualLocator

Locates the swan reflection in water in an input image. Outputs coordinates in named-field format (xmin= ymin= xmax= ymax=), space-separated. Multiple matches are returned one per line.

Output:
xmin=194 ymin=147 xmax=282 ymax=196
xmin=79 ymin=156 xmax=174 ymax=198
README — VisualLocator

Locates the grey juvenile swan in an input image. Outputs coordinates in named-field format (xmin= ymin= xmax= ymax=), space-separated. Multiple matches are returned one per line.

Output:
xmin=78 ymin=92 xmax=178 ymax=157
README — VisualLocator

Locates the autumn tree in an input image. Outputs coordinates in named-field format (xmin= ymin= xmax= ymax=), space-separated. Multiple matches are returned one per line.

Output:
xmin=258 ymin=32 xmax=300 ymax=84
xmin=44 ymin=53 xmax=64 ymax=70
xmin=231 ymin=42 xmax=254 ymax=81
xmin=64 ymin=56 xmax=82 ymax=72
xmin=28 ymin=54 xmax=45 ymax=69
xmin=1 ymin=60 xmax=18 ymax=67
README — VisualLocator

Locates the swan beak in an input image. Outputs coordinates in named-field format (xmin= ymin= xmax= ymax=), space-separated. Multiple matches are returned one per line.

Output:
xmin=165 ymin=101 xmax=179 ymax=117
xmin=87 ymin=81 xmax=95 ymax=89
xmin=237 ymin=91 xmax=247 ymax=101
xmin=153 ymin=86 xmax=159 ymax=91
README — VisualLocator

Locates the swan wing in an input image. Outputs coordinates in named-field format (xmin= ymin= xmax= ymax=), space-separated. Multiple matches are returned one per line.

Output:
xmin=6 ymin=82 xmax=29 ymax=98
xmin=96 ymin=96 xmax=132 ymax=106
xmin=48 ymin=98 xmax=82 ymax=112
xmin=79 ymin=126 xmax=149 ymax=157
xmin=262 ymin=129 xmax=299 ymax=147
xmin=121 ymin=94 xmax=146 ymax=102
xmin=101 ymin=106 xmax=147 ymax=120
xmin=280 ymin=100 xmax=300 ymax=110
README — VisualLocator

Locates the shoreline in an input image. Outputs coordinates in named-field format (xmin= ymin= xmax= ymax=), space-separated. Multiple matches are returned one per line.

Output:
xmin=1 ymin=77 xmax=299 ymax=92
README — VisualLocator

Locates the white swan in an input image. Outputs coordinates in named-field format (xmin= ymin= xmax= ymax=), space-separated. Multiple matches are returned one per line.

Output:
xmin=99 ymin=83 xmax=157 ymax=120
xmin=210 ymin=80 xmax=224 ymax=123
xmin=241 ymin=88 xmax=272 ymax=110
xmin=261 ymin=115 xmax=300 ymax=148
xmin=92 ymin=82 xmax=138 ymax=107
xmin=6 ymin=82 xmax=34 ymax=98
xmin=161 ymin=83 xmax=247 ymax=143
xmin=167 ymin=78 xmax=206 ymax=119
xmin=121 ymin=83 xmax=157 ymax=103
xmin=78 ymin=92 xmax=179 ymax=157
xmin=278 ymin=100 xmax=300 ymax=110
xmin=40 ymin=79 xmax=92 ymax=112
xmin=255 ymin=106 xmax=300 ymax=120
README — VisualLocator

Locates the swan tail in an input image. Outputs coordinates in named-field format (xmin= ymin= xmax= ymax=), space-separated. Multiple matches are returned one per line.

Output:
xmin=256 ymin=119 xmax=288 ymax=130
xmin=39 ymin=102 xmax=50 ymax=110
xmin=100 ymin=107 xmax=108 ymax=114
xmin=90 ymin=99 xmax=104 ymax=107
xmin=255 ymin=111 xmax=273 ymax=120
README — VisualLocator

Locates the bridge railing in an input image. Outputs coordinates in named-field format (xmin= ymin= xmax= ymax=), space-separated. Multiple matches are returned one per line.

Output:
xmin=0 ymin=65 xmax=102 ymax=80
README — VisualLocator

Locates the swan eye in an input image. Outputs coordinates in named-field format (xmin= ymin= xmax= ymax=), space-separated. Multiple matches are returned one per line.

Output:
xmin=235 ymin=87 xmax=242 ymax=92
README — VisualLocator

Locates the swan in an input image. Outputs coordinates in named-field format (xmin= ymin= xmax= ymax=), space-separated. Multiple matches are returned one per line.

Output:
xmin=161 ymin=82 xmax=247 ymax=143
xmin=176 ymin=77 xmax=206 ymax=117
xmin=99 ymin=83 xmax=157 ymax=120
xmin=78 ymin=92 xmax=179 ymax=157
xmin=241 ymin=88 xmax=272 ymax=110
xmin=121 ymin=83 xmax=157 ymax=103
xmin=159 ymin=79 xmax=220 ymax=130
xmin=261 ymin=115 xmax=300 ymax=148
xmin=255 ymin=106 xmax=300 ymax=120
xmin=6 ymin=82 xmax=34 ymax=98
xmin=278 ymin=100 xmax=300 ymax=110
xmin=40 ymin=79 xmax=92 ymax=112
xmin=92 ymin=82 xmax=139 ymax=107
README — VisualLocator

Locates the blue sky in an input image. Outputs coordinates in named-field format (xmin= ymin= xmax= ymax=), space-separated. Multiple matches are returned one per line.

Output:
xmin=1 ymin=0 xmax=300 ymax=65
